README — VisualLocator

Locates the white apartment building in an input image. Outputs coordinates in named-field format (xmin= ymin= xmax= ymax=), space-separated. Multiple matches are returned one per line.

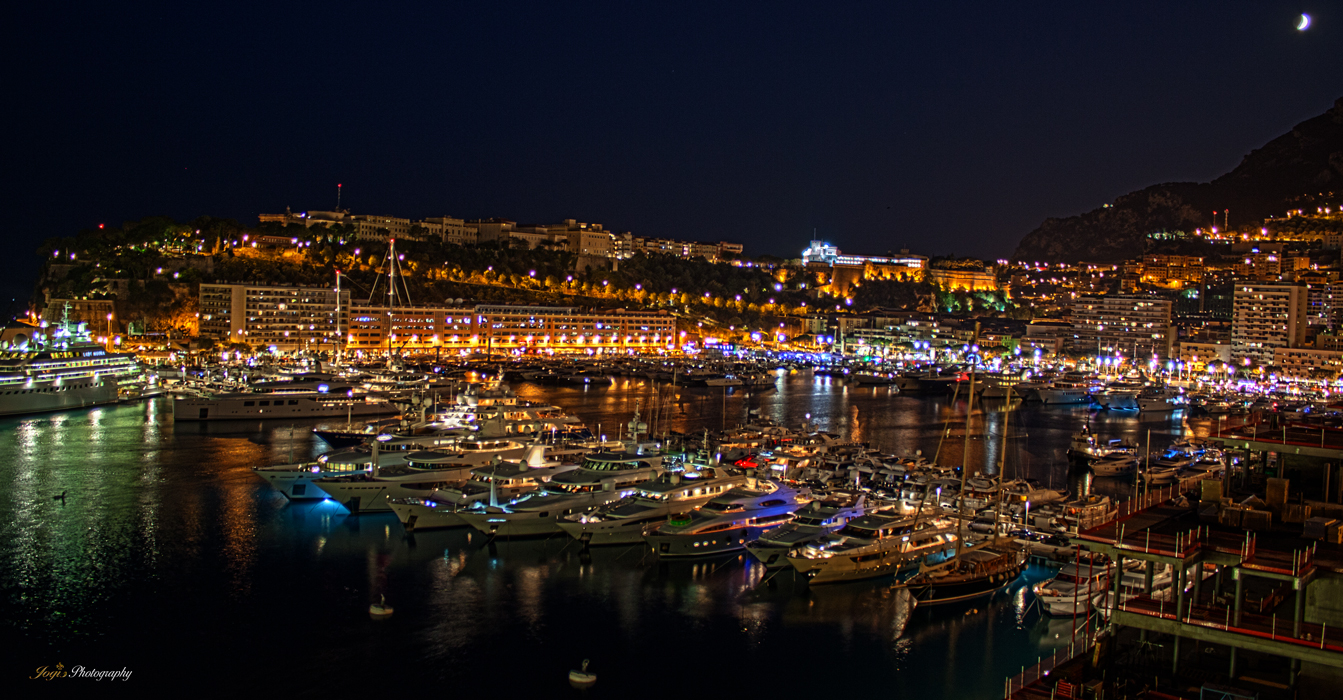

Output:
xmin=1231 ymin=284 xmax=1306 ymax=365
xmin=1069 ymin=295 xmax=1174 ymax=357
xmin=199 ymin=283 xmax=350 ymax=351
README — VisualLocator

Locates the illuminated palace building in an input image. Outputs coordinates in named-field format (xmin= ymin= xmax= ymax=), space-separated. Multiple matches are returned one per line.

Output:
xmin=801 ymin=240 xmax=998 ymax=295
xmin=199 ymin=284 xmax=676 ymax=354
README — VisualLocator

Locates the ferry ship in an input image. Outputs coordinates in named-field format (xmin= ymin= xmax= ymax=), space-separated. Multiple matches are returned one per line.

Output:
xmin=0 ymin=316 xmax=141 ymax=417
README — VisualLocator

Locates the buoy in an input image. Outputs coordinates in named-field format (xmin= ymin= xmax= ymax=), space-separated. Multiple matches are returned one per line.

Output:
xmin=568 ymin=659 xmax=597 ymax=688
xmin=369 ymin=594 xmax=394 ymax=620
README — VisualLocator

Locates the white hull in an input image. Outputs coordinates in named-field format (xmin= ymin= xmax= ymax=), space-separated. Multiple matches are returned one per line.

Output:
xmin=0 ymin=377 xmax=122 ymax=417
xmin=557 ymin=518 xmax=656 ymax=545
xmin=389 ymin=499 xmax=470 ymax=529
xmin=1098 ymin=393 xmax=1139 ymax=411
xmin=1038 ymin=388 xmax=1091 ymax=405
xmin=1090 ymin=457 xmax=1137 ymax=477
xmin=743 ymin=543 xmax=793 ymax=568
xmin=1040 ymin=595 xmax=1097 ymax=616
xmin=458 ymin=491 xmax=628 ymax=537
xmin=254 ymin=467 xmax=345 ymax=499
xmin=322 ymin=476 xmax=467 ymax=513
xmin=1138 ymin=398 xmax=1181 ymax=413
xmin=173 ymin=394 xmax=398 ymax=421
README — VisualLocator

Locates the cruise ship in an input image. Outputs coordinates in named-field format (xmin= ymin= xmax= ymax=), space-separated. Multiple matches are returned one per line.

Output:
xmin=0 ymin=316 xmax=141 ymax=417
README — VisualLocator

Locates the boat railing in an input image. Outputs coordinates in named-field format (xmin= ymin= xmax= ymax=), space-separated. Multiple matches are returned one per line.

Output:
xmin=1003 ymin=629 xmax=1106 ymax=699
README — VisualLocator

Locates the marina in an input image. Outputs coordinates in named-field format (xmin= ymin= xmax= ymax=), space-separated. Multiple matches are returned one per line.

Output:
xmin=8 ymin=361 xmax=1337 ymax=696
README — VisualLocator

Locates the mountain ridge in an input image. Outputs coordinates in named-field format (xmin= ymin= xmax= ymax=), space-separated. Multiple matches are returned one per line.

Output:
xmin=1011 ymin=97 xmax=1343 ymax=263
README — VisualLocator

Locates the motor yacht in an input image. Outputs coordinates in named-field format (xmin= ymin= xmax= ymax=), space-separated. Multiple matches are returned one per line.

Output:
xmin=387 ymin=450 xmax=581 ymax=529
xmin=744 ymin=491 xmax=872 ymax=568
xmin=1138 ymin=388 xmax=1185 ymax=413
xmin=1037 ymin=376 xmax=1094 ymax=405
xmin=558 ymin=466 xmax=751 ymax=545
xmin=456 ymin=450 xmax=666 ymax=537
xmin=787 ymin=512 xmax=959 ymax=583
xmin=173 ymin=388 xmax=400 ymax=422
xmin=251 ymin=445 xmax=397 ymax=500
xmin=318 ymin=437 xmax=531 ymax=513
xmin=1089 ymin=452 xmax=1138 ymax=477
xmin=850 ymin=372 xmax=897 ymax=386
xmin=1034 ymin=562 xmax=1111 ymax=616
xmin=644 ymin=481 xmax=809 ymax=557
xmin=1067 ymin=426 xmax=1120 ymax=462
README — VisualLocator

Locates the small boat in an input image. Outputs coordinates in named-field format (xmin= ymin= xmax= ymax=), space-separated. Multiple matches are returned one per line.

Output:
xmin=569 ymin=659 xmax=596 ymax=688
xmin=369 ymin=594 xmax=394 ymax=620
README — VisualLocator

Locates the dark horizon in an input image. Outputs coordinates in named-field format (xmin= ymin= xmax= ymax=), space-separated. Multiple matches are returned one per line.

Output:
xmin=4 ymin=2 xmax=1341 ymax=306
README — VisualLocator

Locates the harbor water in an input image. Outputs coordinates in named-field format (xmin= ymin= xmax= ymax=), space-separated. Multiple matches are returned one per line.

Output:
xmin=0 ymin=374 xmax=1202 ymax=694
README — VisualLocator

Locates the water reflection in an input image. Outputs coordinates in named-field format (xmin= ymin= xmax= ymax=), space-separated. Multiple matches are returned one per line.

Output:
xmin=0 ymin=385 xmax=1199 ymax=695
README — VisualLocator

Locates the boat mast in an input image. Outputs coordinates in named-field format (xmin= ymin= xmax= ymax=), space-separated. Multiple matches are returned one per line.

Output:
xmin=335 ymin=269 xmax=343 ymax=359
xmin=955 ymin=322 xmax=980 ymax=560
xmin=386 ymin=239 xmax=396 ymax=360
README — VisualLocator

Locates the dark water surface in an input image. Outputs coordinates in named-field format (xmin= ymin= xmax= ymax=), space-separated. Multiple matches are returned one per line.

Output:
xmin=0 ymin=375 xmax=1202 ymax=695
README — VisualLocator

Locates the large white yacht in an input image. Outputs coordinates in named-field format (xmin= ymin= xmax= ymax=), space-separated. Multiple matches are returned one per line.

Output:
xmin=643 ymin=481 xmax=809 ymax=557
xmin=173 ymin=389 xmax=398 ymax=421
xmin=557 ymin=466 xmax=750 ymax=545
xmin=317 ymin=437 xmax=530 ymax=513
xmin=387 ymin=450 xmax=580 ymax=529
xmin=252 ymin=444 xmax=408 ymax=500
xmin=788 ymin=512 xmax=959 ymax=584
xmin=1037 ymin=374 xmax=1094 ymax=405
xmin=0 ymin=315 xmax=141 ymax=416
xmin=455 ymin=450 xmax=665 ymax=537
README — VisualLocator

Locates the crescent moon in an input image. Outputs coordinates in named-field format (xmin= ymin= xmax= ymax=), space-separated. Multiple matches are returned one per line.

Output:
xmin=1297 ymin=13 xmax=1311 ymax=31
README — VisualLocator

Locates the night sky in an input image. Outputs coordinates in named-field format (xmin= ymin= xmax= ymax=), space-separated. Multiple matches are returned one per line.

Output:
xmin=3 ymin=2 xmax=1341 ymax=305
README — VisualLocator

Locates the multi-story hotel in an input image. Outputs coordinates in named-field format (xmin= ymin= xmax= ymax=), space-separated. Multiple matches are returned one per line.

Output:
xmin=202 ymin=284 xmax=677 ymax=354
xmin=199 ymin=283 xmax=350 ymax=351
xmin=1069 ymin=295 xmax=1175 ymax=357
xmin=1231 ymin=283 xmax=1306 ymax=365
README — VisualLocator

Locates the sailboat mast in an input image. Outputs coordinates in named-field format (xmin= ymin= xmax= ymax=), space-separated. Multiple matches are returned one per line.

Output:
xmin=386 ymin=239 xmax=396 ymax=359
xmin=955 ymin=322 xmax=981 ymax=559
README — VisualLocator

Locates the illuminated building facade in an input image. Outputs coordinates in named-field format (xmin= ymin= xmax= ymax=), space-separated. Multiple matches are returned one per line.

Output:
xmin=1070 ymin=294 xmax=1174 ymax=357
xmin=1231 ymin=283 xmax=1306 ymax=365
xmin=344 ymin=303 xmax=677 ymax=355
xmin=199 ymin=283 xmax=349 ymax=351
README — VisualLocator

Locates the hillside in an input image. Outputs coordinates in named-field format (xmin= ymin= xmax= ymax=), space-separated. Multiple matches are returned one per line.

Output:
xmin=1012 ymin=97 xmax=1343 ymax=263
